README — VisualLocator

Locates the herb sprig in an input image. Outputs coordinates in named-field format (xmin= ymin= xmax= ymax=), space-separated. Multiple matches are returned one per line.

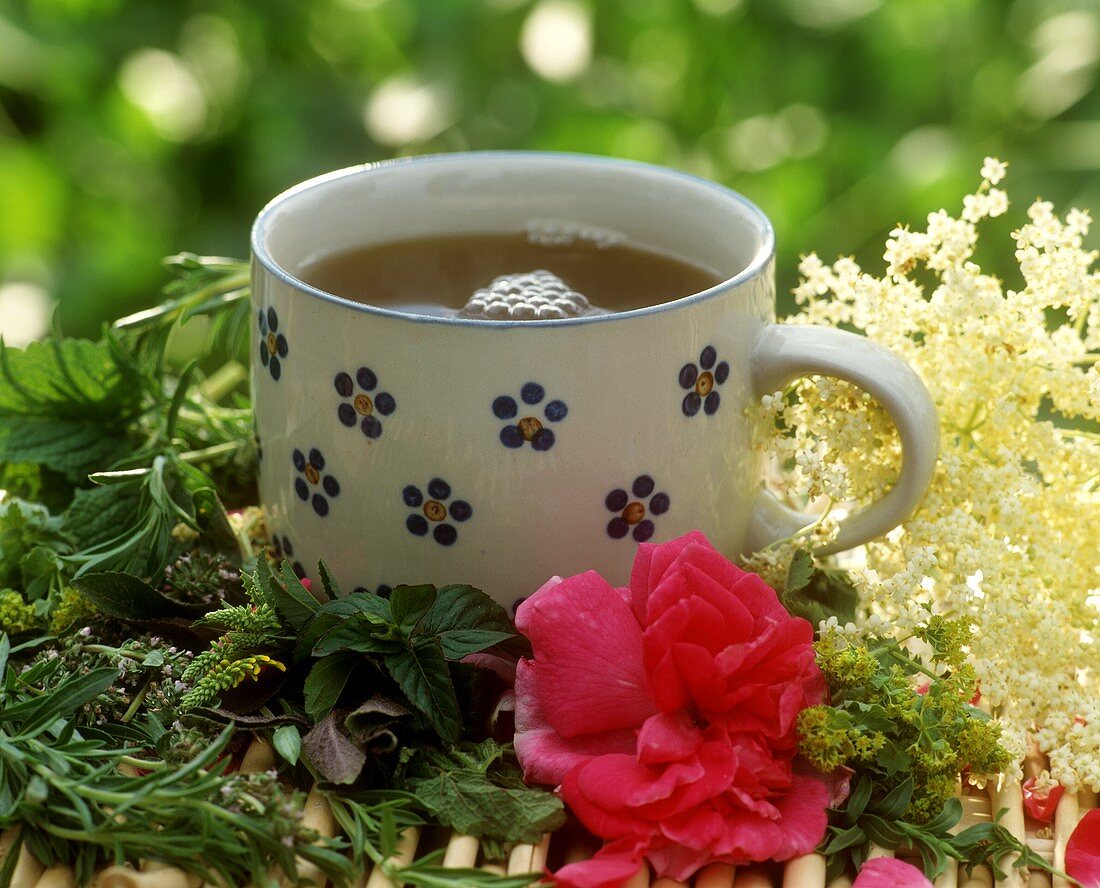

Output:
xmin=796 ymin=609 xmax=1072 ymax=883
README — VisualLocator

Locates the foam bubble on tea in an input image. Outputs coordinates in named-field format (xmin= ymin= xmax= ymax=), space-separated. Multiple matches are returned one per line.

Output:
xmin=458 ymin=269 xmax=610 ymax=320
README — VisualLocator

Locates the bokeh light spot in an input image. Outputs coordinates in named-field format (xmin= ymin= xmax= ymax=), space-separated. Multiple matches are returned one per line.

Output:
xmin=0 ymin=282 xmax=53 ymax=347
xmin=889 ymin=126 xmax=958 ymax=184
xmin=118 ymin=48 xmax=207 ymax=142
xmin=520 ymin=0 xmax=593 ymax=83
xmin=363 ymin=76 xmax=451 ymax=146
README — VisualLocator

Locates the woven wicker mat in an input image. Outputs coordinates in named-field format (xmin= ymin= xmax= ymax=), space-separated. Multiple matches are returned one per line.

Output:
xmin=3 ymin=738 xmax=1095 ymax=888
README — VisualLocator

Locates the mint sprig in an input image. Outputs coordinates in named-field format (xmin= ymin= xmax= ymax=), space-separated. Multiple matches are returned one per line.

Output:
xmin=302 ymin=581 xmax=519 ymax=743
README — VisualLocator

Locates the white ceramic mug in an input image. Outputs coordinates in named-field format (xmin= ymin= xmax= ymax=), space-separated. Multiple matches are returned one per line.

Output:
xmin=250 ymin=153 xmax=938 ymax=608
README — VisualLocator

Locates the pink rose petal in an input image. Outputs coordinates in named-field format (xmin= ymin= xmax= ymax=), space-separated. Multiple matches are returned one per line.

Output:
xmin=550 ymin=836 xmax=649 ymax=888
xmin=636 ymin=711 xmax=704 ymax=765
xmin=853 ymin=858 xmax=934 ymax=888
xmin=516 ymin=570 xmax=654 ymax=737
xmin=1067 ymin=809 xmax=1100 ymax=888
xmin=629 ymin=531 xmax=714 ymax=623
xmin=644 ymin=841 xmax=716 ymax=882
xmin=514 ymin=659 xmax=636 ymax=786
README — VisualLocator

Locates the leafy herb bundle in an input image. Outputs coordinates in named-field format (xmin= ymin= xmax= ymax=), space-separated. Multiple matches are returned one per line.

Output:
xmin=0 ymin=255 xmax=559 ymax=885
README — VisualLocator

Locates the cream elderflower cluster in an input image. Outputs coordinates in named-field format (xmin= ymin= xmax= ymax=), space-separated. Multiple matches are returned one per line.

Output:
xmin=761 ymin=159 xmax=1100 ymax=789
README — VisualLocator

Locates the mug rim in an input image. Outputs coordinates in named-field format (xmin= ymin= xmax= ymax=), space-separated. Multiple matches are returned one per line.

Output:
xmin=250 ymin=150 xmax=776 ymax=328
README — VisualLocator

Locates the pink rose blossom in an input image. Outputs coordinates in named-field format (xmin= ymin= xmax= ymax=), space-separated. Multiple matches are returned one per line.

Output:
xmin=1067 ymin=809 xmax=1100 ymax=888
xmin=514 ymin=532 xmax=829 ymax=887
xmin=852 ymin=858 xmax=934 ymax=888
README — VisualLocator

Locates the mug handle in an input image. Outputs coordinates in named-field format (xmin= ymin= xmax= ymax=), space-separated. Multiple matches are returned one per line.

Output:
xmin=744 ymin=324 xmax=940 ymax=555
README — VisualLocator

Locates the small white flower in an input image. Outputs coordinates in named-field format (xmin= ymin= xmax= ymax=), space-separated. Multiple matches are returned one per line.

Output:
xmin=980 ymin=156 xmax=1008 ymax=184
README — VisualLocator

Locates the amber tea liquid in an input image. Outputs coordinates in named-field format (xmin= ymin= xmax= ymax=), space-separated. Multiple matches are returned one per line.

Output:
xmin=295 ymin=232 xmax=723 ymax=317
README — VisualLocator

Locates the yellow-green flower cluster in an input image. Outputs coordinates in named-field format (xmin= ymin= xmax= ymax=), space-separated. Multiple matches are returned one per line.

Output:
xmin=49 ymin=587 xmax=97 ymax=634
xmin=767 ymin=159 xmax=1100 ymax=789
xmin=0 ymin=589 xmax=38 ymax=634
xmin=181 ymin=652 xmax=286 ymax=709
xmin=799 ymin=628 xmax=1011 ymax=823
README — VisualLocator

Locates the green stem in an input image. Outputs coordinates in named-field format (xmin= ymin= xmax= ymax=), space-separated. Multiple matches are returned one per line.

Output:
xmin=119 ymin=754 xmax=167 ymax=772
xmin=868 ymin=640 xmax=939 ymax=680
xmin=199 ymin=361 xmax=248 ymax=404
xmin=120 ymin=681 xmax=150 ymax=724
xmin=177 ymin=440 xmax=244 ymax=463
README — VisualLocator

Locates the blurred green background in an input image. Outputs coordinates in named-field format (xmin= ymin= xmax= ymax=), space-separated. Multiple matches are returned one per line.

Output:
xmin=0 ymin=0 xmax=1097 ymax=343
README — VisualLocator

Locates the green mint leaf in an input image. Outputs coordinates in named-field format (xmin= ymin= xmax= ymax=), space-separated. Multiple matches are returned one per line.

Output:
xmin=385 ymin=636 xmax=461 ymax=744
xmin=389 ymin=584 xmax=437 ymax=634
xmin=59 ymin=483 xmax=140 ymax=552
xmin=72 ymin=572 xmax=206 ymax=621
xmin=317 ymin=561 xmax=342 ymax=599
xmin=253 ymin=557 xmax=319 ymax=631
xmin=419 ymin=584 xmax=519 ymax=659
xmin=0 ymin=498 xmax=71 ymax=590
xmin=0 ymin=337 xmax=142 ymax=475
xmin=295 ymin=593 xmax=392 ymax=660
xmin=312 ymin=618 xmax=400 ymax=657
xmin=304 ymin=653 xmax=358 ymax=723
xmin=781 ymin=558 xmax=858 ymax=630
xmin=273 ymin=724 xmax=302 ymax=766
xmin=404 ymin=743 xmax=564 ymax=843
xmin=785 ymin=547 xmax=815 ymax=594
xmin=64 ymin=455 xmax=210 ymax=579
xmin=434 ymin=629 xmax=517 ymax=661
xmin=0 ymin=421 xmax=131 ymax=475
xmin=301 ymin=714 xmax=366 ymax=785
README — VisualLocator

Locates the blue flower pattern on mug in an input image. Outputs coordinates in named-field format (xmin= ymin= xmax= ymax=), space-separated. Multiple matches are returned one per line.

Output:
xmin=334 ymin=367 xmax=396 ymax=439
xmin=271 ymin=533 xmax=306 ymax=579
xmin=679 ymin=345 xmax=730 ymax=417
xmin=402 ymin=478 xmax=472 ymax=547
xmin=605 ymin=475 xmax=670 ymax=542
xmin=493 ymin=382 xmax=567 ymax=450
xmin=292 ymin=447 xmax=340 ymax=518
xmin=257 ymin=306 xmax=289 ymax=381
